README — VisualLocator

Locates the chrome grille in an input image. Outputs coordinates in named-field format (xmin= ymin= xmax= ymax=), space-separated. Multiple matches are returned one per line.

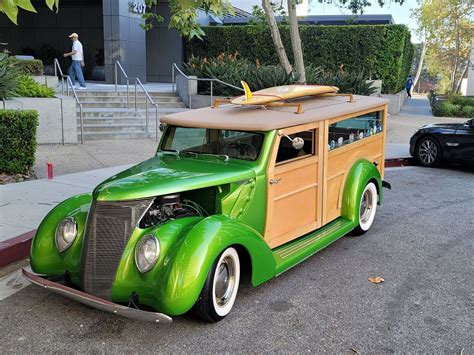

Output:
xmin=81 ymin=198 xmax=152 ymax=300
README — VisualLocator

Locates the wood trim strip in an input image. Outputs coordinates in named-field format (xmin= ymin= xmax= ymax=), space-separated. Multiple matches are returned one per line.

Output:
xmin=274 ymin=182 xmax=318 ymax=201
xmin=327 ymin=170 xmax=345 ymax=182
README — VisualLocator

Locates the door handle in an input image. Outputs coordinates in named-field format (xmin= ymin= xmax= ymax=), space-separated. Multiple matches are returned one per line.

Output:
xmin=269 ymin=178 xmax=282 ymax=185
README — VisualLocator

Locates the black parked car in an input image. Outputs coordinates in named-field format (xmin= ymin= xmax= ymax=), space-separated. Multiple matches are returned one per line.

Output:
xmin=410 ymin=119 xmax=474 ymax=167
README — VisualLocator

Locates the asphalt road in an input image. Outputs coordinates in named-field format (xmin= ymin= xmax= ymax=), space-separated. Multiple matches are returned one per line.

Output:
xmin=1 ymin=166 xmax=473 ymax=353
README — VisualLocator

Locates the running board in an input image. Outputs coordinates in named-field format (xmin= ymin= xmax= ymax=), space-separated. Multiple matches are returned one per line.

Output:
xmin=273 ymin=218 xmax=354 ymax=275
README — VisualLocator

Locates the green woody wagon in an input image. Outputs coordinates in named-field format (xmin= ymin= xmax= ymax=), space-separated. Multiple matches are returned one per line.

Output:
xmin=24 ymin=85 xmax=391 ymax=323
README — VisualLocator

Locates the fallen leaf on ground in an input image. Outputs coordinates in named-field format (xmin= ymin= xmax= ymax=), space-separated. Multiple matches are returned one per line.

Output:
xmin=368 ymin=276 xmax=385 ymax=284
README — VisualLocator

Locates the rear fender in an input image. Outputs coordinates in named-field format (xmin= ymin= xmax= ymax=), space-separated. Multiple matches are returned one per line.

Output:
xmin=341 ymin=159 xmax=382 ymax=224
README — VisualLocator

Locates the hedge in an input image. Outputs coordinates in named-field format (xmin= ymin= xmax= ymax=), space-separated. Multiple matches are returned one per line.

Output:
xmin=186 ymin=25 xmax=414 ymax=94
xmin=11 ymin=58 xmax=44 ymax=76
xmin=0 ymin=110 xmax=39 ymax=174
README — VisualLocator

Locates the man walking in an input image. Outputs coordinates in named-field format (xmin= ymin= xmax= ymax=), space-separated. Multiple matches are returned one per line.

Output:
xmin=63 ymin=33 xmax=86 ymax=89
xmin=405 ymin=75 xmax=413 ymax=98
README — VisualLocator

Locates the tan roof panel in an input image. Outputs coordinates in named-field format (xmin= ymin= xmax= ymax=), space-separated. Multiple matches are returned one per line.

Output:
xmin=161 ymin=95 xmax=390 ymax=131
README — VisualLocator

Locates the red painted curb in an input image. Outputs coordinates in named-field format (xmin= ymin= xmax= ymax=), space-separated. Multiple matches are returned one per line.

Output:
xmin=0 ymin=230 xmax=35 ymax=268
xmin=385 ymin=157 xmax=415 ymax=168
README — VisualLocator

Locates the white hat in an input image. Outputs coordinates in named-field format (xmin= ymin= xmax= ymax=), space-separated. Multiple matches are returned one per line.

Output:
xmin=68 ymin=33 xmax=79 ymax=38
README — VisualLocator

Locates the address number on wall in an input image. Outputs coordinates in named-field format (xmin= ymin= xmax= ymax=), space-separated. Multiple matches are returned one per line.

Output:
xmin=129 ymin=1 xmax=146 ymax=14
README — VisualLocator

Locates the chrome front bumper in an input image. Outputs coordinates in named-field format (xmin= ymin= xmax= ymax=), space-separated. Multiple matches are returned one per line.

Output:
xmin=22 ymin=269 xmax=172 ymax=324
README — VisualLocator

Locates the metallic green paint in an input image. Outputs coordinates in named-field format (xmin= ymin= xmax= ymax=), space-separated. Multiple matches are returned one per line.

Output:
xmin=111 ymin=215 xmax=275 ymax=315
xmin=30 ymin=193 xmax=92 ymax=285
xmin=93 ymin=154 xmax=255 ymax=202
xmin=341 ymin=159 xmax=383 ymax=224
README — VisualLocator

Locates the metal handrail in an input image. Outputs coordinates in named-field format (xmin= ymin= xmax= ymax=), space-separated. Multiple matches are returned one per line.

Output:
xmin=115 ymin=61 xmax=130 ymax=107
xmin=54 ymin=58 xmax=85 ymax=144
xmin=171 ymin=63 xmax=244 ymax=109
xmin=134 ymin=78 xmax=159 ymax=141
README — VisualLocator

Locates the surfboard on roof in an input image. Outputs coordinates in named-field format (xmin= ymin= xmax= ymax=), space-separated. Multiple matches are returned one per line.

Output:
xmin=230 ymin=82 xmax=339 ymax=106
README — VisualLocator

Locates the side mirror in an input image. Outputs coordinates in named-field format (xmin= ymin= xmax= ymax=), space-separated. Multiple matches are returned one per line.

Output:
xmin=159 ymin=123 xmax=167 ymax=132
xmin=282 ymin=134 xmax=305 ymax=150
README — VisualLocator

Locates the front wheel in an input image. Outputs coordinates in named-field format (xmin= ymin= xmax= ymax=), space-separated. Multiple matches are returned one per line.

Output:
xmin=352 ymin=182 xmax=378 ymax=236
xmin=194 ymin=247 xmax=240 ymax=322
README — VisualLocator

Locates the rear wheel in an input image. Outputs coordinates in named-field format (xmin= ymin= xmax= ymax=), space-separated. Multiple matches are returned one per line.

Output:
xmin=194 ymin=247 xmax=240 ymax=322
xmin=352 ymin=182 xmax=378 ymax=236
xmin=416 ymin=137 xmax=442 ymax=167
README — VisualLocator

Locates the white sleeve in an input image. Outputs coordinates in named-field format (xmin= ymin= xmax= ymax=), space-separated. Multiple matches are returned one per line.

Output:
xmin=72 ymin=42 xmax=79 ymax=51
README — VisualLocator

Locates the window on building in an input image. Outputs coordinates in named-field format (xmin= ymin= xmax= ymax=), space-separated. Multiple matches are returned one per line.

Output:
xmin=276 ymin=130 xmax=316 ymax=164
xmin=328 ymin=111 xmax=383 ymax=151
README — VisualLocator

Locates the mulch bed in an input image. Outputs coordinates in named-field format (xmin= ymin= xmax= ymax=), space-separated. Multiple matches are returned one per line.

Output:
xmin=0 ymin=171 xmax=37 ymax=185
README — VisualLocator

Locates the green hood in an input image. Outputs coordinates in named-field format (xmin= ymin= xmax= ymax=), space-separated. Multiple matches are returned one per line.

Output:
xmin=93 ymin=154 xmax=255 ymax=201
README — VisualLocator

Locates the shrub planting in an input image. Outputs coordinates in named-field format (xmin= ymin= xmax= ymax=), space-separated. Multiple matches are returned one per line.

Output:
xmin=0 ymin=52 xmax=20 ymax=99
xmin=11 ymin=57 xmax=44 ymax=75
xmin=431 ymin=95 xmax=474 ymax=118
xmin=0 ymin=110 xmax=39 ymax=174
xmin=182 ymin=54 xmax=376 ymax=97
xmin=15 ymin=74 xmax=55 ymax=98
xmin=186 ymin=25 xmax=413 ymax=94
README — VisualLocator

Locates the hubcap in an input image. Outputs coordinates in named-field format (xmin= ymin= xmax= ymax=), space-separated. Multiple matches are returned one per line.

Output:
xmin=360 ymin=189 xmax=373 ymax=224
xmin=214 ymin=256 xmax=235 ymax=307
xmin=419 ymin=140 xmax=438 ymax=165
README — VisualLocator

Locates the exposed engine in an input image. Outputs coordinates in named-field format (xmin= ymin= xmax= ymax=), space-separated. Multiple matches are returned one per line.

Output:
xmin=139 ymin=194 xmax=199 ymax=228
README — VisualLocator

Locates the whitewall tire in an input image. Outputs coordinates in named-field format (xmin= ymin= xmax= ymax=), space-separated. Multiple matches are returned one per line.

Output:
xmin=352 ymin=182 xmax=378 ymax=235
xmin=194 ymin=247 xmax=240 ymax=322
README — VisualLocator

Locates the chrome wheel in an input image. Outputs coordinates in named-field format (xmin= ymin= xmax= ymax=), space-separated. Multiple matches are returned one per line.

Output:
xmin=214 ymin=256 xmax=236 ymax=307
xmin=417 ymin=138 xmax=439 ymax=166
xmin=359 ymin=189 xmax=374 ymax=225
xmin=211 ymin=247 xmax=240 ymax=317
xmin=352 ymin=182 xmax=378 ymax=235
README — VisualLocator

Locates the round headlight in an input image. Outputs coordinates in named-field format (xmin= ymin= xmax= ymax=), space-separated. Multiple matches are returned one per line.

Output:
xmin=135 ymin=235 xmax=160 ymax=273
xmin=55 ymin=217 xmax=77 ymax=252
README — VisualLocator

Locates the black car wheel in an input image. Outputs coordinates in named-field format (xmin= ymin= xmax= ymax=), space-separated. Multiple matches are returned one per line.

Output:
xmin=415 ymin=136 xmax=442 ymax=167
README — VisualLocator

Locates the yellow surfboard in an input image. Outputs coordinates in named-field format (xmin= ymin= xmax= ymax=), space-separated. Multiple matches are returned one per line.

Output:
xmin=230 ymin=81 xmax=339 ymax=106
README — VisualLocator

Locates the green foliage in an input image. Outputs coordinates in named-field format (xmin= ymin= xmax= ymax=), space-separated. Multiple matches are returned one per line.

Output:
xmin=15 ymin=74 xmax=55 ymax=98
xmin=182 ymin=54 xmax=376 ymax=97
xmin=185 ymin=25 xmax=413 ymax=94
xmin=0 ymin=110 xmax=38 ymax=174
xmin=0 ymin=0 xmax=59 ymax=24
xmin=11 ymin=58 xmax=44 ymax=75
xmin=432 ymin=96 xmax=474 ymax=118
xmin=0 ymin=52 xmax=20 ymax=99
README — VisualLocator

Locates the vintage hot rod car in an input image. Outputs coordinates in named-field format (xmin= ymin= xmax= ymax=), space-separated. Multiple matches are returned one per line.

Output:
xmin=24 ymin=85 xmax=390 ymax=323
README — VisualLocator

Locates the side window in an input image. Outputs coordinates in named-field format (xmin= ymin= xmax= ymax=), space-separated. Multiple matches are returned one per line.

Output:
xmin=276 ymin=130 xmax=315 ymax=164
xmin=328 ymin=111 xmax=383 ymax=150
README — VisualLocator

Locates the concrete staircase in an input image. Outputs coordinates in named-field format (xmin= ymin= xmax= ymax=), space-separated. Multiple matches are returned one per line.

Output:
xmin=75 ymin=90 xmax=188 ymax=140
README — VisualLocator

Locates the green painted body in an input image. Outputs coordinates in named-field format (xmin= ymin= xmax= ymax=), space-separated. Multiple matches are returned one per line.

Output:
xmin=30 ymin=128 xmax=383 ymax=317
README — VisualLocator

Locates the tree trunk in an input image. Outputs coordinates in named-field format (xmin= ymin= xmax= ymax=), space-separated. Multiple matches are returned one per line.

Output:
xmin=413 ymin=41 xmax=427 ymax=92
xmin=262 ymin=0 xmax=292 ymax=75
xmin=454 ymin=61 xmax=469 ymax=93
xmin=287 ymin=0 xmax=305 ymax=83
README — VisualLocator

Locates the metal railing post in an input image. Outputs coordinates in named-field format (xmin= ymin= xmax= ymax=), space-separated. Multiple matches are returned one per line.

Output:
xmin=145 ymin=98 xmax=149 ymax=133
xmin=115 ymin=62 xmax=118 ymax=93
xmin=126 ymin=78 xmax=130 ymax=108
xmin=155 ymin=104 xmax=159 ymax=142
xmin=135 ymin=80 xmax=138 ymax=111
xmin=79 ymin=104 xmax=84 ymax=144
xmin=188 ymin=77 xmax=192 ymax=109
xmin=172 ymin=65 xmax=175 ymax=92
xmin=210 ymin=80 xmax=214 ymax=107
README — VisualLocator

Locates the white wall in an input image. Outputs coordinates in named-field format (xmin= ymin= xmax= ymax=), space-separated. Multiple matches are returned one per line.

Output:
xmin=231 ymin=0 xmax=309 ymax=15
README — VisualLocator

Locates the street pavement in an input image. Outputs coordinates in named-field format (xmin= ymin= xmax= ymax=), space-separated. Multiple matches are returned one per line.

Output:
xmin=0 ymin=166 xmax=473 ymax=353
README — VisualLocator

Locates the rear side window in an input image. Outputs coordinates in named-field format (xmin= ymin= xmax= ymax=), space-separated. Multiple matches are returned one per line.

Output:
xmin=328 ymin=111 xmax=383 ymax=150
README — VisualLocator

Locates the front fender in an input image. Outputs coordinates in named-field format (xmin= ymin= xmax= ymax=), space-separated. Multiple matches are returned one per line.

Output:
xmin=30 ymin=193 xmax=92 ymax=285
xmin=341 ymin=159 xmax=382 ymax=224
xmin=156 ymin=215 xmax=275 ymax=315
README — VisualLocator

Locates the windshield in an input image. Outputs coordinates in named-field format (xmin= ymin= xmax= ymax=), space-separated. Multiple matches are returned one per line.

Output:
xmin=160 ymin=126 xmax=264 ymax=161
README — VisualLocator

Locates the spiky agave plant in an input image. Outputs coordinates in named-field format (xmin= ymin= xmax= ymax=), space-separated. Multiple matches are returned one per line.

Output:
xmin=0 ymin=52 xmax=20 ymax=99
